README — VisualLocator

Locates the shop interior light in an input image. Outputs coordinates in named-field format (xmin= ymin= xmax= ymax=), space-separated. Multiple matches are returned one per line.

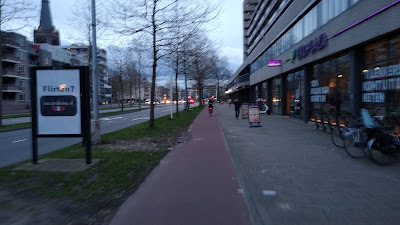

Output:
xmin=338 ymin=74 xmax=343 ymax=78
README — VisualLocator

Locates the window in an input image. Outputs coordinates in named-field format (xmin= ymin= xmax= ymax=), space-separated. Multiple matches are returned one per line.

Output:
xmin=19 ymin=51 xmax=24 ymax=60
xmin=389 ymin=34 xmax=400 ymax=60
xmin=272 ymin=77 xmax=282 ymax=115
xmin=18 ymin=65 xmax=24 ymax=73
xmin=19 ymin=93 xmax=26 ymax=101
xmin=18 ymin=37 xmax=24 ymax=46
xmin=44 ymin=58 xmax=49 ymax=65
xmin=19 ymin=80 xmax=24 ymax=87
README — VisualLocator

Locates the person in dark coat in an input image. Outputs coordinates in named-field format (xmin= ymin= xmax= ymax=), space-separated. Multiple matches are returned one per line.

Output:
xmin=234 ymin=99 xmax=241 ymax=119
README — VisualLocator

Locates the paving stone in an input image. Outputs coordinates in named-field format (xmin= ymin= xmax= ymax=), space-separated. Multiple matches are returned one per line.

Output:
xmin=216 ymin=105 xmax=400 ymax=225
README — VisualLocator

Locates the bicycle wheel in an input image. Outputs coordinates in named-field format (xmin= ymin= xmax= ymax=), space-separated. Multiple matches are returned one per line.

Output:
xmin=331 ymin=126 xmax=345 ymax=148
xmin=321 ymin=113 xmax=330 ymax=132
xmin=359 ymin=131 xmax=370 ymax=158
xmin=310 ymin=112 xmax=321 ymax=130
xmin=343 ymin=130 xmax=364 ymax=158
xmin=368 ymin=139 xmax=397 ymax=166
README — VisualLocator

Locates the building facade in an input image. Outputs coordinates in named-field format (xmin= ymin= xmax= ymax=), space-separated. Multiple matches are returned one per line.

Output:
xmin=227 ymin=0 xmax=400 ymax=122
xmin=1 ymin=32 xmax=30 ymax=111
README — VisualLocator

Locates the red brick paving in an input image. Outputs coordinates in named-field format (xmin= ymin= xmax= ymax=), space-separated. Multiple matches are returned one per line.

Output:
xmin=110 ymin=107 xmax=252 ymax=225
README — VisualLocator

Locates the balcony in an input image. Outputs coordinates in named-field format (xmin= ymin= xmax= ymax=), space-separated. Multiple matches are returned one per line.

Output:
xmin=2 ymin=54 xmax=21 ymax=64
xmin=2 ymin=69 xmax=22 ymax=78
xmin=3 ymin=42 xmax=20 ymax=49
xmin=2 ymin=84 xmax=22 ymax=92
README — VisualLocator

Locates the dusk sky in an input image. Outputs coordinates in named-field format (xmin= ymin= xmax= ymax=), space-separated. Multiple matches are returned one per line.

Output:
xmin=6 ymin=0 xmax=244 ymax=74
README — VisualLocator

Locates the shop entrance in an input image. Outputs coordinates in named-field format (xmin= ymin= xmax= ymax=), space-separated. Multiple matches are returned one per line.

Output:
xmin=286 ymin=70 xmax=305 ymax=119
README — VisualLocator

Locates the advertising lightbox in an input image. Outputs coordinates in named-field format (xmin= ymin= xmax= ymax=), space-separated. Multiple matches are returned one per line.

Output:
xmin=36 ymin=69 xmax=81 ymax=135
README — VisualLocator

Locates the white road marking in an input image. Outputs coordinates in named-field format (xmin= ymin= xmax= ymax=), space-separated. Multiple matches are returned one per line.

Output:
xmin=278 ymin=203 xmax=291 ymax=211
xmin=263 ymin=190 xmax=277 ymax=196
xmin=100 ymin=117 xmax=123 ymax=121
xmin=131 ymin=117 xmax=150 ymax=121
xmin=12 ymin=139 xmax=28 ymax=143
xmin=237 ymin=189 xmax=244 ymax=194
xmin=193 ymin=138 xmax=204 ymax=141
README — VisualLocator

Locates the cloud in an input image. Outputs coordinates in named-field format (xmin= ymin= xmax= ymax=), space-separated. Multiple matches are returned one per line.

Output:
xmin=221 ymin=46 xmax=243 ymax=72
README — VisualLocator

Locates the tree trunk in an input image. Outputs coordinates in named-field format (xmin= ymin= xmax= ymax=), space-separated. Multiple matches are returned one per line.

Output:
xmin=0 ymin=18 xmax=3 ymax=126
xmin=0 ymin=45 xmax=3 ymax=126
xmin=149 ymin=3 xmax=157 ymax=128
xmin=120 ymin=79 xmax=124 ymax=111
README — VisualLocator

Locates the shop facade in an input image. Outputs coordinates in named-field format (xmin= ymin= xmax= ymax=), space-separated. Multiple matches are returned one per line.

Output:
xmin=227 ymin=0 xmax=400 ymax=122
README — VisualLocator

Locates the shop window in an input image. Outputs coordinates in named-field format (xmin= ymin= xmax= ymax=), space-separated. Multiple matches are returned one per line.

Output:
xmin=272 ymin=77 xmax=282 ymax=115
xmin=389 ymin=34 xmax=400 ymax=60
xmin=311 ymin=55 xmax=350 ymax=118
xmin=362 ymin=36 xmax=400 ymax=115
xmin=364 ymin=40 xmax=389 ymax=65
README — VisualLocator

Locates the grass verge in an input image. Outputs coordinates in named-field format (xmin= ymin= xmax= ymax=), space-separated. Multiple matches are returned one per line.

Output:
xmin=0 ymin=122 xmax=31 ymax=132
xmin=99 ymin=107 xmax=146 ymax=117
xmin=3 ymin=113 xmax=30 ymax=119
xmin=0 ymin=107 xmax=150 ymax=132
xmin=0 ymin=106 xmax=203 ymax=224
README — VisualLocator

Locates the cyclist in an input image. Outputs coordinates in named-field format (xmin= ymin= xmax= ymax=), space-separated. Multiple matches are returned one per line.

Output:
xmin=208 ymin=99 xmax=214 ymax=115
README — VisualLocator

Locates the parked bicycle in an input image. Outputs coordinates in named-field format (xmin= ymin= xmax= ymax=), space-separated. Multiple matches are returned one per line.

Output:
xmin=361 ymin=109 xmax=400 ymax=165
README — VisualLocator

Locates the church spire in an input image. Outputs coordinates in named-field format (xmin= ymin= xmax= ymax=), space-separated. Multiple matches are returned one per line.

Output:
xmin=34 ymin=0 xmax=60 ymax=45
xmin=39 ymin=0 xmax=54 ymax=30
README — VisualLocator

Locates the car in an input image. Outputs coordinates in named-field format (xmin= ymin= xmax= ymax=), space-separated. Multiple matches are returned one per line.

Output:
xmin=189 ymin=99 xmax=195 ymax=104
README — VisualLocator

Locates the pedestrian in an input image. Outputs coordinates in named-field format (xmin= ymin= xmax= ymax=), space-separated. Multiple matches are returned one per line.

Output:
xmin=234 ymin=99 xmax=241 ymax=119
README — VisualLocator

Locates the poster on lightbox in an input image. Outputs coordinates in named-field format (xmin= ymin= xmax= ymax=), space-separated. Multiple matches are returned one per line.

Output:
xmin=249 ymin=105 xmax=260 ymax=123
xmin=36 ymin=69 xmax=81 ymax=135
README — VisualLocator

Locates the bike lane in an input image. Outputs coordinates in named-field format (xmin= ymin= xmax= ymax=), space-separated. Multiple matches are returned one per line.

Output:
xmin=109 ymin=107 xmax=252 ymax=225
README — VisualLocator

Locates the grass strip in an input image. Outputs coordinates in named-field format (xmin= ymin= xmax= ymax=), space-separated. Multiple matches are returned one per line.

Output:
xmin=0 ymin=106 xmax=203 ymax=202
xmin=102 ymin=106 xmax=203 ymax=141
xmin=0 ymin=107 xmax=150 ymax=131
xmin=99 ymin=107 xmax=146 ymax=117
xmin=0 ymin=122 xmax=31 ymax=132
xmin=3 ymin=113 xmax=31 ymax=119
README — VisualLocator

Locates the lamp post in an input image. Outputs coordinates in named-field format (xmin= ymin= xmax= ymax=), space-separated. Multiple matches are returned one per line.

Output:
xmin=91 ymin=0 xmax=100 ymax=144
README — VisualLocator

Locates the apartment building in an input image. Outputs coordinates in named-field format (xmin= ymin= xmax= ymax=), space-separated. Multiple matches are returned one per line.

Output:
xmin=227 ymin=0 xmax=400 ymax=121
xmin=1 ymin=32 xmax=30 ymax=111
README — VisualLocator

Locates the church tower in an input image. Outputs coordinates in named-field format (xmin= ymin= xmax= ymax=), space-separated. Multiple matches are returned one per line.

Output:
xmin=34 ymin=0 xmax=60 ymax=45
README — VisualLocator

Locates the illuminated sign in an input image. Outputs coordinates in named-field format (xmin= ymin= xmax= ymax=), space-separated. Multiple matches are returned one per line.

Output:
xmin=268 ymin=60 xmax=282 ymax=67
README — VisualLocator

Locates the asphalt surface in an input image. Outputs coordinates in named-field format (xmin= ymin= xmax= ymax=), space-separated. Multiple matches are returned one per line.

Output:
xmin=110 ymin=105 xmax=252 ymax=225
xmin=0 ymin=104 xmax=192 ymax=168
xmin=2 ymin=105 xmax=147 ymax=125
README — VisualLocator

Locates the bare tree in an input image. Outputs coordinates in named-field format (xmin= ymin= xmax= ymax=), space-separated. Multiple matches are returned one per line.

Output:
xmin=210 ymin=55 xmax=231 ymax=101
xmin=0 ymin=0 xmax=36 ymax=126
xmin=110 ymin=0 xmax=219 ymax=128
xmin=176 ymin=29 xmax=216 ymax=106
xmin=108 ymin=45 xmax=130 ymax=111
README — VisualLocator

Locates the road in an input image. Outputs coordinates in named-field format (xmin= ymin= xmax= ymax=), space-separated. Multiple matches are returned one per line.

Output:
xmin=2 ymin=105 xmax=148 ymax=125
xmin=0 ymin=104 xmax=193 ymax=168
